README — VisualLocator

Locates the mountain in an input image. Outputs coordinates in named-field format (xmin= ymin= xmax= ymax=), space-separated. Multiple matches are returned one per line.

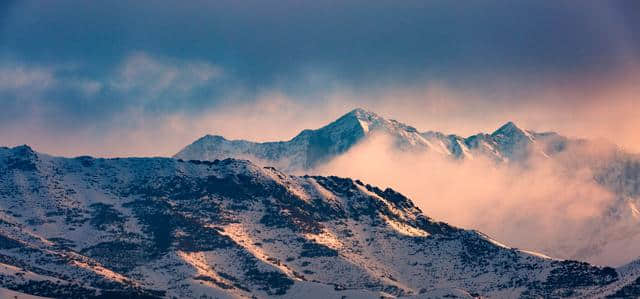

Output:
xmin=175 ymin=108 xmax=577 ymax=170
xmin=1 ymin=145 xmax=638 ymax=298
xmin=175 ymin=108 xmax=436 ymax=171
xmin=175 ymin=108 xmax=640 ymax=265
xmin=175 ymin=108 xmax=488 ymax=171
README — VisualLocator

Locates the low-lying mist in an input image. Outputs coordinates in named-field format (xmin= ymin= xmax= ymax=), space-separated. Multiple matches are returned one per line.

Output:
xmin=311 ymin=133 xmax=640 ymax=266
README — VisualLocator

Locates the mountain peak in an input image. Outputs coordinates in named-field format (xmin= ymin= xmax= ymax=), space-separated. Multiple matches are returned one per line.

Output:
xmin=492 ymin=121 xmax=526 ymax=137
xmin=10 ymin=144 xmax=36 ymax=157
xmin=489 ymin=121 xmax=539 ymax=160
xmin=12 ymin=144 xmax=34 ymax=151
xmin=345 ymin=107 xmax=381 ymax=121
xmin=347 ymin=107 xmax=373 ymax=114
xmin=201 ymin=134 xmax=228 ymax=141
xmin=327 ymin=108 xmax=386 ymax=135
xmin=5 ymin=144 xmax=38 ymax=171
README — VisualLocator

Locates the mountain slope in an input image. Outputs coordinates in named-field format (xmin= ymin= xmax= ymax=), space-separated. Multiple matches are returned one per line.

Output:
xmin=0 ymin=145 xmax=635 ymax=298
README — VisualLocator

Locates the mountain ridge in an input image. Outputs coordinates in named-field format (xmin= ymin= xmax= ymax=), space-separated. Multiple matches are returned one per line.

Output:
xmin=1 ymin=145 xmax=638 ymax=298
xmin=175 ymin=108 xmax=554 ymax=170
xmin=174 ymin=108 xmax=640 ymax=266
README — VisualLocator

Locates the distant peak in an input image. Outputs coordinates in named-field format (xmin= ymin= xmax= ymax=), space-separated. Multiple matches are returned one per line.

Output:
xmin=204 ymin=134 xmax=227 ymax=139
xmin=500 ymin=121 xmax=519 ymax=130
xmin=346 ymin=107 xmax=380 ymax=120
xmin=348 ymin=107 xmax=371 ymax=114
xmin=196 ymin=135 xmax=229 ymax=143
xmin=492 ymin=121 xmax=525 ymax=136
xmin=318 ymin=108 xmax=385 ymax=137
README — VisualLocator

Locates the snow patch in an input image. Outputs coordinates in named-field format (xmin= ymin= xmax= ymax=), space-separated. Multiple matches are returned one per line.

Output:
xmin=381 ymin=215 xmax=429 ymax=237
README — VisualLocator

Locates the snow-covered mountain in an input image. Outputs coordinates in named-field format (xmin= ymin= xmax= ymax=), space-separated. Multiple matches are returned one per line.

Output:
xmin=176 ymin=108 xmax=411 ymax=171
xmin=175 ymin=108 xmax=575 ymax=170
xmin=1 ymin=145 xmax=638 ymax=298
xmin=175 ymin=108 xmax=640 ymax=265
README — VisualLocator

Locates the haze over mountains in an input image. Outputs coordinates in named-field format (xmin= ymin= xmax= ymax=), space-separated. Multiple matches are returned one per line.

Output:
xmin=177 ymin=108 xmax=640 ymax=266
xmin=2 ymin=145 xmax=640 ymax=298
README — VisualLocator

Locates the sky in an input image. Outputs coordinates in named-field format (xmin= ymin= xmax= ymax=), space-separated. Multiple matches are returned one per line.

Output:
xmin=1 ymin=1 xmax=639 ymax=157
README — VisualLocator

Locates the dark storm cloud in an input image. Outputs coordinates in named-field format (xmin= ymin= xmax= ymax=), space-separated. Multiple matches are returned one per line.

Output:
xmin=3 ymin=1 xmax=639 ymax=83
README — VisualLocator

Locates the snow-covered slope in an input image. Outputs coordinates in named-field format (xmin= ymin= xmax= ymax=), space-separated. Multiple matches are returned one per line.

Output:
xmin=0 ymin=287 xmax=50 ymax=299
xmin=0 ymin=145 xmax=634 ymax=298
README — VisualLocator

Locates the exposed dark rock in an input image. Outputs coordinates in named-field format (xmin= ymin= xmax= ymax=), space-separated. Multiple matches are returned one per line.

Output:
xmin=89 ymin=203 xmax=126 ymax=230
xmin=0 ymin=234 xmax=22 ymax=249
xmin=300 ymin=242 xmax=338 ymax=258
xmin=80 ymin=241 xmax=146 ymax=272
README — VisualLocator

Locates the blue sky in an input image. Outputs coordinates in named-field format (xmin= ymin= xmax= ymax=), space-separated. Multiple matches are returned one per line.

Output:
xmin=1 ymin=1 xmax=639 ymax=156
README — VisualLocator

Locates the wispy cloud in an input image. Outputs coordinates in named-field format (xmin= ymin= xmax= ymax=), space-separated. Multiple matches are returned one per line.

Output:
xmin=111 ymin=52 xmax=222 ymax=97
xmin=0 ymin=65 xmax=55 ymax=91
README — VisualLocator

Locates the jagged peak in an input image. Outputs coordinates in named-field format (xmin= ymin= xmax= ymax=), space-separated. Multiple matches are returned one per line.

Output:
xmin=346 ymin=107 xmax=377 ymax=117
xmin=342 ymin=107 xmax=385 ymax=124
xmin=318 ymin=108 xmax=382 ymax=135
xmin=341 ymin=108 xmax=422 ymax=133
xmin=491 ymin=121 xmax=528 ymax=137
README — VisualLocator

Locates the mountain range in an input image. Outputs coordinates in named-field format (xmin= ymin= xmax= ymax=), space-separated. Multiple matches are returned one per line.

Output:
xmin=175 ymin=108 xmax=640 ymax=266
xmin=1 ymin=145 xmax=640 ymax=298
xmin=175 ymin=108 xmax=583 ymax=170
